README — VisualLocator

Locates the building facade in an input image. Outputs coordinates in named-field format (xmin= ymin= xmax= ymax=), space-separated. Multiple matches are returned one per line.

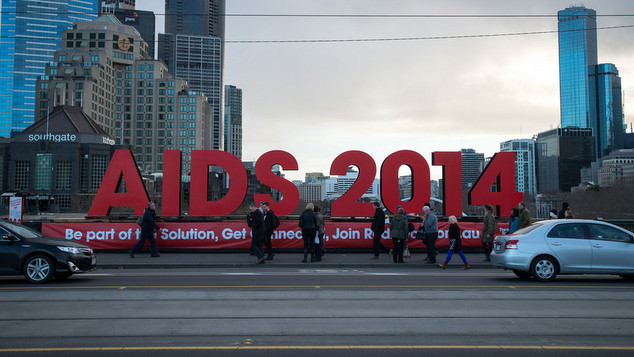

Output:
xmin=500 ymin=139 xmax=537 ymax=196
xmin=0 ymin=0 xmax=100 ymax=137
xmin=461 ymin=148 xmax=485 ymax=188
xmin=589 ymin=63 xmax=624 ymax=157
xmin=224 ymin=85 xmax=242 ymax=159
xmin=102 ymin=1 xmax=156 ymax=58
xmin=536 ymin=127 xmax=595 ymax=194
xmin=0 ymin=106 xmax=123 ymax=213
xmin=558 ymin=6 xmax=598 ymax=129
xmin=159 ymin=0 xmax=225 ymax=151
xmin=35 ymin=14 xmax=212 ymax=174
xmin=597 ymin=149 xmax=634 ymax=187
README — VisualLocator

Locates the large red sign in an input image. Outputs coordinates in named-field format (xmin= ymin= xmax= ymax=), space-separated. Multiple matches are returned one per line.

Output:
xmin=43 ymin=222 xmax=509 ymax=250
xmin=87 ymin=150 xmax=523 ymax=218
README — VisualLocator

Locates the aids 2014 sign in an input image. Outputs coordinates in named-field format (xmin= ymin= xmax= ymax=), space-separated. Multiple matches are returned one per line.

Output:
xmin=42 ymin=149 xmax=523 ymax=249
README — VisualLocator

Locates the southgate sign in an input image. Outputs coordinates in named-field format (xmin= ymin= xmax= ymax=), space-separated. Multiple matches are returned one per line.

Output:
xmin=87 ymin=149 xmax=523 ymax=218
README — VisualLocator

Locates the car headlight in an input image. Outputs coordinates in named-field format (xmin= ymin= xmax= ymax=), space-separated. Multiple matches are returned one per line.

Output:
xmin=58 ymin=246 xmax=83 ymax=254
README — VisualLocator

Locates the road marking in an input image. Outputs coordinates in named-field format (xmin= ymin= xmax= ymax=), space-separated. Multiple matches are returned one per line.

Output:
xmin=366 ymin=273 xmax=407 ymax=276
xmin=220 ymin=273 xmax=262 ymax=276
xmin=1 ymin=345 xmax=634 ymax=352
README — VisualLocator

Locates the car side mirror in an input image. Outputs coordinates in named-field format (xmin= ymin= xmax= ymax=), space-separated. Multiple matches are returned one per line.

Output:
xmin=2 ymin=234 xmax=18 ymax=242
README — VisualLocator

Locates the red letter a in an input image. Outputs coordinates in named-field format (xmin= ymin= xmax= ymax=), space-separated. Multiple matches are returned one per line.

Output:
xmin=87 ymin=150 xmax=149 ymax=217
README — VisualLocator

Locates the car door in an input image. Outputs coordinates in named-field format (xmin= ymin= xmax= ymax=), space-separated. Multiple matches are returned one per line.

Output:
xmin=586 ymin=223 xmax=634 ymax=273
xmin=545 ymin=222 xmax=592 ymax=273
xmin=0 ymin=226 xmax=22 ymax=274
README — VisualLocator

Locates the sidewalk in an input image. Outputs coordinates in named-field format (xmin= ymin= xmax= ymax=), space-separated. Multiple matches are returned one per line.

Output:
xmin=95 ymin=251 xmax=497 ymax=270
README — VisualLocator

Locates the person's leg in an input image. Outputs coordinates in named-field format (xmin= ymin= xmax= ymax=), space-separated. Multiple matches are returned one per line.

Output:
xmin=444 ymin=251 xmax=454 ymax=264
xmin=427 ymin=233 xmax=437 ymax=263
xmin=264 ymin=234 xmax=273 ymax=255
xmin=302 ymin=230 xmax=310 ymax=262
xmin=372 ymin=233 xmax=380 ymax=257
xmin=131 ymin=232 xmax=148 ymax=254
xmin=392 ymin=238 xmax=399 ymax=262
xmin=148 ymin=232 xmax=159 ymax=256
xmin=458 ymin=251 xmax=468 ymax=264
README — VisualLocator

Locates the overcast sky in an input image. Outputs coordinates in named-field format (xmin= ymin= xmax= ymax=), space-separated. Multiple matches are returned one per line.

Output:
xmin=136 ymin=0 xmax=634 ymax=181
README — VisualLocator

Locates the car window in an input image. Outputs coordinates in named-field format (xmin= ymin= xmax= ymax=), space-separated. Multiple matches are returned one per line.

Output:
xmin=547 ymin=223 xmax=586 ymax=239
xmin=511 ymin=224 xmax=542 ymax=235
xmin=588 ymin=223 xmax=633 ymax=243
xmin=0 ymin=226 xmax=14 ymax=240
xmin=0 ymin=222 xmax=43 ymax=239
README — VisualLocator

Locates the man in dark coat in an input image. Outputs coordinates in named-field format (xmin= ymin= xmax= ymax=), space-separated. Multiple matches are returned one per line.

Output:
xmin=557 ymin=202 xmax=569 ymax=219
xmin=247 ymin=203 xmax=266 ymax=264
xmin=261 ymin=202 xmax=279 ymax=260
xmin=371 ymin=202 xmax=389 ymax=259
xmin=130 ymin=202 xmax=161 ymax=258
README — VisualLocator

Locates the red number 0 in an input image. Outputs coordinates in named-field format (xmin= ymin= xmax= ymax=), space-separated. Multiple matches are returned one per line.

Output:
xmin=330 ymin=151 xmax=376 ymax=217
xmin=381 ymin=150 xmax=430 ymax=214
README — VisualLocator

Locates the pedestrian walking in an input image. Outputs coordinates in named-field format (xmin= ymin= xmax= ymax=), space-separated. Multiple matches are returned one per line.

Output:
xmin=261 ymin=201 xmax=280 ymax=260
xmin=313 ymin=204 xmax=325 ymax=261
xmin=129 ymin=202 xmax=161 ymax=258
xmin=390 ymin=207 xmax=408 ymax=263
xmin=247 ymin=203 xmax=266 ymax=264
xmin=557 ymin=202 xmax=570 ymax=219
xmin=438 ymin=216 xmax=470 ymax=270
xmin=422 ymin=205 xmax=438 ymax=264
xmin=509 ymin=207 xmax=519 ymax=234
xmin=299 ymin=203 xmax=318 ymax=262
xmin=371 ymin=202 xmax=389 ymax=259
xmin=481 ymin=204 xmax=497 ymax=262
xmin=518 ymin=202 xmax=531 ymax=229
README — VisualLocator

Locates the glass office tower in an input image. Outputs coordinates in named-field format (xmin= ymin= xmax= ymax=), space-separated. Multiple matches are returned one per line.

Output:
xmin=557 ymin=6 xmax=598 ymax=128
xmin=0 ymin=0 xmax=100 ymax=137
xmin=589 ymin=64 xmax=624 ymax=158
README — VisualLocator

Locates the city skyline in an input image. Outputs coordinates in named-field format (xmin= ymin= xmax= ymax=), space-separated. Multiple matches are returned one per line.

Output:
xmin=2 ymin=1 xmax=632 ymax=183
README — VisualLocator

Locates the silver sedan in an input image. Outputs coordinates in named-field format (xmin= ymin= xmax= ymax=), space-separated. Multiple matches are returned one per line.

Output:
xmin=490 ymin=219 xmax=634 ymax=281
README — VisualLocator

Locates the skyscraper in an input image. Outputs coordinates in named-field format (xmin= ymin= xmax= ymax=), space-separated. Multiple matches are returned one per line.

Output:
xmin=224 ymin=85 xmax=243 ymax=160
xmin=461 ymin=149 xmax=485 ymax=188
xmin=557 ymin=6 xmax=598 ymax=128
xmin=159 ymin=0 xmax=225 ymax=150
xmin=500 ymin=139 xmax=537 ymax=197
xmin=589 ymin=63 xmax=624 ymax=157
xmin=557 ymin=6 xmax=623 ymax=158
xmin=102 ymin=0 xmax=156 ymax=58
xmin=0 ymin=0 xmax=100 ymax=137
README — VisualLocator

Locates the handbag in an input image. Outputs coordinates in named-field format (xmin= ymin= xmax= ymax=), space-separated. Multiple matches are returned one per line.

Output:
xmin=415 ymin=225 xmax=425 ymax=240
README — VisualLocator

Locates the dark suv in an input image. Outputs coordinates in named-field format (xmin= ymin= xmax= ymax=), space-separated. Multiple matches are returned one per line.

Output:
xmin=0 ymin=220 xmax=96 ymax=283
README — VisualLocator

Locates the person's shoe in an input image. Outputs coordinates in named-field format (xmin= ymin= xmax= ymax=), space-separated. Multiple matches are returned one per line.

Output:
xmin=151 ymin=253 xmax=160 ymax=257
xmin=438 ymin=263 xmax=447 ymax=270
xmin=129 ymin=250 xmax=135 ymax=258
xmin=371 ymin=256 xmax=379 ymax=260
xmin=462 ymin=263 xmax=471 ymax=270
xmin=256 ymin=257 xmax=266 ymax=264
xmin=266 ymin=254 xmax=275 ymax=261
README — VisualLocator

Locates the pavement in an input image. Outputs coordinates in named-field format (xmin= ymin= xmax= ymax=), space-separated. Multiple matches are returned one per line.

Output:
xmin=96 ymin=250 xmax=497 ymax=270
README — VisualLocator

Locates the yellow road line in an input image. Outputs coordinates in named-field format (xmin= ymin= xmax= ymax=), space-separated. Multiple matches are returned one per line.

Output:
xmin=2 ymin=345 xmax=634 ymax=352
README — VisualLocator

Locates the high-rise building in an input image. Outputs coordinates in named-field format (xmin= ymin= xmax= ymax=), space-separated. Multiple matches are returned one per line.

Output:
xmin=224 ymin=85 xmax=242 ymax=159
xmin=500 ymin=139 xmax=537 ymax=197
xmin=589 ymin=63 xmax=624 ymax=157
xmin=159 ymin=0 xmax=225 ymax=151
xmin=102 ymin=1 xmax=156 ymax=58
xmin=557 ymin=6 xmax=624 ymax=159
xmin=35 ymin=14 xmax=212 ymax=174
xmin=557 ymin=6 xmax=598 ymax=128
xmin=536 ymin=127 xmax=595 ymax=194
xmin=0 ymin=0 xmax=100 ymax=137
xmin=461 ymin=148 xmax=485 ymax=188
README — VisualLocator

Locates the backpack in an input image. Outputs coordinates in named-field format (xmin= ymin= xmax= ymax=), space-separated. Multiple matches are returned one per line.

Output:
xmin=272 ymin=214 xmax=280 ymax=229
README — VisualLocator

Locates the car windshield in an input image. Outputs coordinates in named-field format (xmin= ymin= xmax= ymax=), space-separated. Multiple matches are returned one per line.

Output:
xmin=0 ymin=222 xmax=44 ymax=239
xmin=510 ymin=223 xmax=543 ymax=235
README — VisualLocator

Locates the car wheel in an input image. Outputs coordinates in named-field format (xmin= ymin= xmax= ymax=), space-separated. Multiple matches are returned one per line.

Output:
xmin=24 ymin=254 xmax=55 ymax=284
xmin=513 ymin=270 xmax=531 ymax=279
xmin=619 ymin=275 xmax=634 ymax=282
xmin=530 ymin=256 xmax=558 ymax=282
xmin=55 ymin=272 xmax=74 ymax=281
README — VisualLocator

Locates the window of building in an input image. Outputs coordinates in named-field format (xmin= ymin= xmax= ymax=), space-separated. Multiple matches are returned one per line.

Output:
xmin=15 ymin=161 xmax=31 ymax=190
xmin=56 ymin=194 xmax=71 ymax=210
xmin=90 ymin=155 xmax=108 ymax=191
xmin=35 ymin=154 xmax=52 ymax=190
xmin=56 ymin=161 xmax=72 ymax=191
